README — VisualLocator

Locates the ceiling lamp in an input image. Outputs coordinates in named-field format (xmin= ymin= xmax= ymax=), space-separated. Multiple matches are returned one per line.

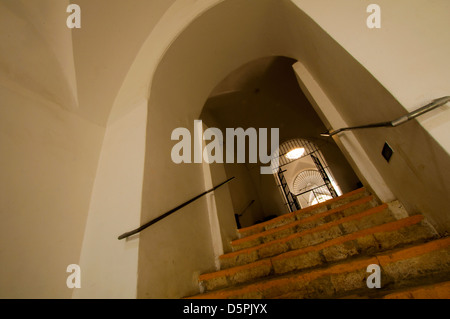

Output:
xmin=285 ymin=147 xmax=305 ymax=160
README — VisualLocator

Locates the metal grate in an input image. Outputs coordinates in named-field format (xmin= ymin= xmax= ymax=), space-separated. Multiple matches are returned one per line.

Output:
xmin=272 ymin=138 xmax=339 ymax=212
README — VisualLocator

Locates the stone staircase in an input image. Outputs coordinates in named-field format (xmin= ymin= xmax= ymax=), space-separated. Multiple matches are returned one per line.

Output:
xmin=186 ymin=187 xmax=450 ymax=299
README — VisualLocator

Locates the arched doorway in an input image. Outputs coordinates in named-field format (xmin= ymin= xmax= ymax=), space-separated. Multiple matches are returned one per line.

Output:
xmin=272 ymin=138 xmax=343 ymax=212
xmin=134 ymin=0 xmax=441 ymax=298
xmin=200 ymin=56 xmax=360 ymax=228
xmin=293 ymin=170 xmax=334 ymax=206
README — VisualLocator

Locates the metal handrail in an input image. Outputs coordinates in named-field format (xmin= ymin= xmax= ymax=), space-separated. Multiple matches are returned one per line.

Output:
xmin=117 ymin=176 xmax=235 ymax=240
xmin=321 ymin=96 xmax=450 ymax=137
xmin=237 ymin=200 xmax=255 ymax=218
xmin=234 ymin=199 xmax=255 ymax=229
xmin=294 ymin=183 xmax=329 ymax=197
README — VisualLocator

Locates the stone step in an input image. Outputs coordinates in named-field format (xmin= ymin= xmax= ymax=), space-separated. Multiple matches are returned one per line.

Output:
xmin=197 ymin=215 xmax=437 ymax=292
xmin=231 ymin=195 xmax=379 ymax=251
xmin=188 ymin=237 xmax=450 ymax=299
xmin=221 ymin=203 xmax=398 ymax=269
xmin=238 ymin=187 xmax=370 ymax=238
xmin=337 ymin=280 xmax=450 ymax=299
xmin=382 ymin=281 xmax=450 ymax=299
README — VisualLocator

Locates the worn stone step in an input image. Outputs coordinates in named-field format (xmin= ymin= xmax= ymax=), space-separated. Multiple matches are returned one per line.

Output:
xmin=338 ymin=280 xmax=450 ymax=299
xmin=382 ymin=281 xmax=450 ymax=299
xmin=221 ymin=203 xmax=398 ymax=269
xmin=238 ymin=187 xmax=370 ymax=238
xmin=197 ymin=215 xmax=437 ymax=292
xmin=188 ymin=237 xmax=450 ymax=299
xmin=231 ymin=195 xmax=379 ymax=251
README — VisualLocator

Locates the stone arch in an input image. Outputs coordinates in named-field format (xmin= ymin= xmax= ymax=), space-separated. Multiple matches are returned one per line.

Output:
xmin=136 ymin=0 xmax=391 ymax=298
xmin=134 ymin=0 xmax=450 ymax=298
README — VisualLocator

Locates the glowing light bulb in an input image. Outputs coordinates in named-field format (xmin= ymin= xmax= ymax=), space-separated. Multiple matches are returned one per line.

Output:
xmin=285 ymin=148 xmax=305 ymax=160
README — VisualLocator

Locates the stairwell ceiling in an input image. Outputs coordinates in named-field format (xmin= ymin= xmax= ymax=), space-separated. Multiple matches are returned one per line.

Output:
xmin=0 ymin=0 xmax=175 ymax=126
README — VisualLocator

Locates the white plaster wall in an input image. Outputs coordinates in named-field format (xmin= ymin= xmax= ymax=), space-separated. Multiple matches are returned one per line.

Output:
xmin=0 ymin=0 xmax=78 ymax=110
xmin=136 ymin=0 xmax=289 ymax=298
xmin=72 ymin=0 xmax=177 ymax=126
xmin=0 ymin=85 xmax=104 ymax=298
xmin=200 ymin=110 xmax=267 ymax=229
xmin=203 ymin=162 xmax=238 ymax=254
xmin=289 ymin=0 xmax=450 ymax=231
xmin=292 ymin=0 xmax=450 ymax=152
xmin=137 ymin=102 xmax=218 ymax=298
xmin=73 ymin=101 xmax=147 ymax=299
xmin=200 ymin=122 xmax=239 ymax=254
xmin=292 ymin=62 xmax=395 ymax=203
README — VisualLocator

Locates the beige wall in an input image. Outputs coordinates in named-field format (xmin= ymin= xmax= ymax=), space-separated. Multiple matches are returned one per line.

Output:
xmin=136 ymin=1 xmax=284 ymax=298
xmin=293 ymin=0 xmax=450 ymax=149
xmin=0 ymin=0 xmax=78 ymax=111
xmin=290 ymin=0 xmax=450 ymax=232
xmin=200 ymin=108 xmax=269 ymax=229
xmin=223 ymin=162 xmax=268 ymax=228
xmin=73 ymin=101 xmax=147 ymax=299
xmin=0 ymin=85 xmax=104 ymax=298
xmin=200 ymin=121 xmax=240 ymax=253
xmin=0 ymin=1 xmax=105 ymax=298
xmin=137 ymin=116 xmax=217 ymax=298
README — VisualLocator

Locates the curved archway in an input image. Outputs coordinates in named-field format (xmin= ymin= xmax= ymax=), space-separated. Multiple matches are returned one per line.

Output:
xmin=272 ymin=137 xmax=343 ymax=212
xmin=137 ymin=0 xmax=383 ymax=298
xmin=199 ymin=56 xmax=357 ymax=228
xmin=293 ymin=169 xmax=333 ymax=207
xmin=135 ymin=0 xmax=450 ymax=298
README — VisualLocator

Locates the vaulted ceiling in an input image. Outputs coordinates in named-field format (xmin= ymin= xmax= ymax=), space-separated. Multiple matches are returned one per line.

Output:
xmin=0 ymin=0 xmax=175 ymax=126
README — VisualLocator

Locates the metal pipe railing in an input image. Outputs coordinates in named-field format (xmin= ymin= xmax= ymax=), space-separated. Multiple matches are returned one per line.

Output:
xmin=118 ymin=176 xmax=235 ymax=240
xmin=321 ymin=96 xmax=450 ymax=137
xmin=234 ymin=199 xmax=255 ymax=229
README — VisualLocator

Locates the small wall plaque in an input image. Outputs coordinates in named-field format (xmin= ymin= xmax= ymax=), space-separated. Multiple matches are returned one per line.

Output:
xmin=382 ymin=142 xmax=394 ymax=162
